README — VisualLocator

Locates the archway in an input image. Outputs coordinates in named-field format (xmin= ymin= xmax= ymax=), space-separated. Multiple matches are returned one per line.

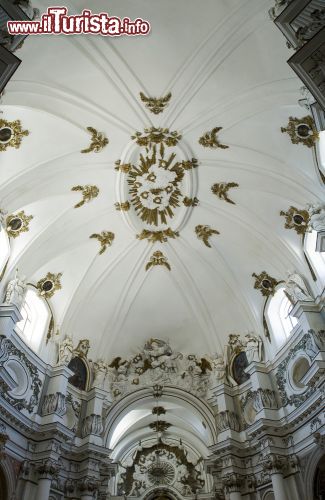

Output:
xmin=0 ymin=465 xmax=8 ymax=500
xmin=313 ymin=454 xmax=325 ymax=500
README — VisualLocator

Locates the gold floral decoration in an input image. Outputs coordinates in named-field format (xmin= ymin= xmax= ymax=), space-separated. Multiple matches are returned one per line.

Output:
xmin=71 ymin=185 xmax=99 ymax=208
xmin=145 ymin=251 xmax=171 ymax=271
xmin=90 ymin=231 xmax=115 ymax=255
xmin=115 ymin=201 xmax=130 ymax=211
xmin=114 ymin=160 xmax=132 ymax=173
xmin=152 ymin=406 xmax=166 ymax=415
xmin=280 ymin=206 xmax=310 ymax=235
xmin=0 ymin=119 xmax=29 ymax=152
xmin=137 ymin=228 xmax=179 ymax=243
xmin=180 ymin=158 xmax=199 ymax=170
xmin=131 ymin=127 xmax=182 ymax=148
xmin=37 ymin=272 xmax=62 ymax=299
xmin=252 ymin=271 xmax=282 ymax=297
xmin=140 ymin=91 xmax=172 ymax=115
xmin=211 ymin=182 xmax=239 ymax=204
xmin=81 ymin=127 xmax=109 ymax=153
xmin=198 ymin=127 xmax=228 ymax=149
xmin=149 ymin=421 xmax=171 ymax=432
xmin=6 ymin=211 xmax=33 ymax=238
xmin=281 ymin=116 xmax=318 ymax=148
xmin=183 ymin=197 xmax=199 ymax=207
xmin=195 ymin=225 xmax=219 ymax=248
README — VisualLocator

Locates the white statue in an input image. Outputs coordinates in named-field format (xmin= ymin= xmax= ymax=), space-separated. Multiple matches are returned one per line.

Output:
xmin=0 ymin=208 xmax=7 ymax=230
xmin=143 ymin=338 xmax=172 ymax=368
xmin=58 ymin=336 xmax=73 ymax=365
xmin=244 ymin=333 xmax=263 ymax=364
xmin=285 ymin=271 xmax=313 ymax=304
xmin=4 ymin=270 xmax=26 ymax=308
xmin=74 ymin=339 xmax=90 ymax=358
xmin=307 ymin=203 xmax=325 ymax=232
xmin=208 ymin=354 xmax=226 ymax=385
xmin=92 ymin=359 xmax=109 ymax=389
xmin=268 ymin=0 xmax=291 ymax=20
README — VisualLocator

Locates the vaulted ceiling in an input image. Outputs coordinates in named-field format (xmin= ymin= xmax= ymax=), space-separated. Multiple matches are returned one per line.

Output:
xmin=1 ymin=0 xmax=324 ymax=361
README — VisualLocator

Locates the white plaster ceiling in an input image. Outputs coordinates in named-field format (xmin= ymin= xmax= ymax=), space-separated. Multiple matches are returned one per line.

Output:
xmin=1 ymin=0 xmax=324 ymax=361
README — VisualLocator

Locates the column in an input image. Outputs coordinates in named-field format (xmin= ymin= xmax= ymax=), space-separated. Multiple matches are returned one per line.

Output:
xmin=35 ymin=459 xmax=60 ymax=500
xmin=262 ymin=455 xmax=288 ymax=500
xmin=222 ymin=473 xmax=243 ymax=500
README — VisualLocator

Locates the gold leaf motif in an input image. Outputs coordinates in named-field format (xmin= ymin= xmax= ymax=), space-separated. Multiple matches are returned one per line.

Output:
xmin=6 ymin=211 xmax=33 ymax=238
xmin=0 ymin=119 xmax=29 ymax=152
xmin=252 ymin=271 xmax=281 ymax=297
xmin=131 ymin=127 xmax=182 ymax=148
xmin=136 ymin=228 xmax=179 ymax=243
xmin=280 ymin=206 xmax=310 ymax=235
xmin=211 ymin=182 xmax=239 ymax=204
xmin=140 ymin=91 xmax=172 ymax=115
xmin=198 ymin=127 xmax=228 ymax=149
xmin=36 ymin=272 xmax=62 ymax=299
xmin=81 ymin=127 xmax=109 ymax=153
xmin=195 ymin=225 xmax=219 ymax=248
xmin=145 ymin=251 xmax=171 ymax=271
xmin=115 ymin=160 xmax=132 ymax=173
xmin=71 ymin=185 xmax=99 ymax=208
xmin=90 ymin=231 xmax=115 ymax=255
xmin=180 ymin=158 xmax=199 ymax=170
xmin=152 ymin=406 xmax=166 ymax=415
xmin=115 ymin=201 xmax=130 ymax=211
xmin=281 ymin=116 xmax=318 ymax=148
xmin=149 ymin=421 xmax=171 ymax=432
xmin=183 ymin=197 xmax=199 ymax=207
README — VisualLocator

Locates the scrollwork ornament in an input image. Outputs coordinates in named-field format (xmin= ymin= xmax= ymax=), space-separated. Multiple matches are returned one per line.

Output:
xmin=199 ymin=127 xmax=228 ymax=149
xmin=0 ymin=119 xmax=29 ymax=152
xmin=140 ymin=91 xmax=172 ymax=114
xmin=280 ymin=206 xmax=310 ymax=235
xmin=252 ymin=271 xmax=280 ymax=297
xmin=6 ymin=211 xmax=33 ymax=238
xmin=36 ymin=272 xmax=62 ymax=298
xmin=281 ymin=116 xmax=318 ymax=148
xmin=81 ymin=127 xmax=108 ymax=153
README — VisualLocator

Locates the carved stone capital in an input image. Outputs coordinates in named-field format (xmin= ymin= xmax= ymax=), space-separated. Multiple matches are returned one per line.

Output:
xmin=78 ymin=476 xmax=99 ymax=494
xmin=81 ymin=414 xmax=103 ymax=437
xmin=36 ymin=459 xmax=60 ymax=479
xmin=222 ymin=473 xmax=244 ymax=493
xmin=262 ymin=455 xmax=286 ymax=475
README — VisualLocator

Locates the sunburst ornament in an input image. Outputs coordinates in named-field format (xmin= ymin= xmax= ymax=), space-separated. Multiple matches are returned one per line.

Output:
xmin=37 ymin=272 xmax=62 ymax=299
xmin=147 ymin=461 xmax=175 ymax=485
xmin=0 ymin=119 xmax=29 ymax=152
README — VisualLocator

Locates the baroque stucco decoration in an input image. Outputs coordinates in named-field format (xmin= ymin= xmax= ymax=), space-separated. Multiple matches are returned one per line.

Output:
xmin=6 ymin=211 xmax=33 ymax=238
xmin=281 ymin=115 xmax=318 ymax=148
xmin=36 ymin=272 xmax=62 ymax=299
xmin=0 ymin=119 xmax=29 ymax=152
xmin=81 ymin=127 xmax=109 ymax=153
xmin=71 ymin=185 xmax=99 ymax=208
xmin=139 ymin=92 xmax=172 ymax=115
xmin=198 ymin=127 xmax=228 ymax=149
xmin=90 ymin=231 xmax=115 ymax=255
xmin=280 ymin=206 xmax=310 ymax=235
xmin=211 ymin=182 xmax=239 ymax=204
xmin=252 ymin=271 xmax=282 ymax=297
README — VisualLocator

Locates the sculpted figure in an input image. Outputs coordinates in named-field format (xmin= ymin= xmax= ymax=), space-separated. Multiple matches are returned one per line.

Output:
xmin=4 ymin=270 xmax=26 ymax=308
xmin=307 ymin=203 xmax=325 ymax=232
xmin=244 ymin=333 xmax=263 ymax=364
xmin=143 ymin=338 xmax=172 ymax=368
xmin=285 ymin=271 xmax=313 ymax=304
xmin=58 ymin=336 xmax=74 ymax=365
xmin=74 ymin=339 xmax=90 ymax=358
xmin=208 ymin=354 xmax=226 ymax=386
xmin=92 ymin=359 xmax=109 ymax=389
xmin=268 ymin=0 xmax=291 ymax=20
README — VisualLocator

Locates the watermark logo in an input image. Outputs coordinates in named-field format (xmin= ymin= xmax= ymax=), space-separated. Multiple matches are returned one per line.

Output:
xmin=7 ymin=6 xmax=151 ymax=36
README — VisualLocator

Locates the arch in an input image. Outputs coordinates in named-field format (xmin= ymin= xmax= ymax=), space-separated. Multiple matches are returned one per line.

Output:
xmin=265 ymin=285 xmax=298 ymax=351
xmin=0 ymin=466 xmax=8 ymax=500
xmin=67 ymin=355 xmax=90 ymax=391
xmin=0 ymin=229 xmax=10 ymax=281
xmin=0 ymin=457 xmax=17 ymax=500
xmin=142 ymin=485 xmax=184 ymax=500
xmin=15 ymin=286 xmax=51 ymax=354
xmin=262 ymin=491 xmax=275 ymax=500
xmin=303 ymin=448 xmax=325 ymax=500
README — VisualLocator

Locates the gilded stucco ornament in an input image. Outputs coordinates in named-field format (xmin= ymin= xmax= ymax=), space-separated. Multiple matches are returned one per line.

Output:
xmin=211 ymin=182 xmax=239 ymax=204
xmin=115 ymin=201 xmax=130 ymax=211
xmin=252 ymin=271 xmax=281 ymax=297
xmin=71 ymin=185 xmax=99 ymax=208
xmin=36 ymin=272 xmax=62 ymax=298
xmin=280 ymin=206 xmax=310 ymax=235
xmin=131 ymin=127 xmax=182 ymax=147
xmin=183 ymin=197 xmax=199 ymax=207
xmin=81 ymin=126 xmax=109 ymax=153
xmin=281 ymin=115 xmax=318 ymax=148
xmin=195 ymin=225 xmax=219 ymax=247
xmin=198 ymin=127 xmax=228 ymax=149
xmin=139 ymin=91 xmax=172 ymax=114
xmin=90 ymin=231 xmax=115 ymax=255
xmin=115 ymin=160 xmax=132 ymax=173
xmin=152 ymin=406 xmax=166 ymax=415
xmin=6 ymin=210 xmax=33 ymax=238
xmin=0 ymin=119 xmax=29 ymax=152
xmin=145 ymin=251 xmax=171 ymax=271
xmin=136 ymin=228 xmax=179 ymax=243
xmin=149 ymin=421 xmax=171 ymax=432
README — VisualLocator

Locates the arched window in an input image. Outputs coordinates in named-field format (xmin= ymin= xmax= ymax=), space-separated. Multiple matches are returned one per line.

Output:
xmin=0 ymin=229 xmax=10 ymax=277
xmin=16 ymin=287 xmax=50 ymax=353
xmin=265 ymin=287 xmax=298 ymax=349
xmin=316 ymin=129 xmax=325 ymax=176
xmin=304 ymin=230 xmax=325 ymax=283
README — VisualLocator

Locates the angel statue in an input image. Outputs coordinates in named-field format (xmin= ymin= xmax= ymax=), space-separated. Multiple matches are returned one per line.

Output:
xmin=92 ymin=359 xmax=109 ymax=389
xmin=284 ymin=271 xmax=313 ymax=305
xmin=307 ymin=203 xmax=325 ymax=232
xmin=4 ymin=270 xmax=26 ymax=309
xmin=58 ymin=336 xmax=74 ymax=366
xmin=244 ymin=333 xmax=263 ymax=364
